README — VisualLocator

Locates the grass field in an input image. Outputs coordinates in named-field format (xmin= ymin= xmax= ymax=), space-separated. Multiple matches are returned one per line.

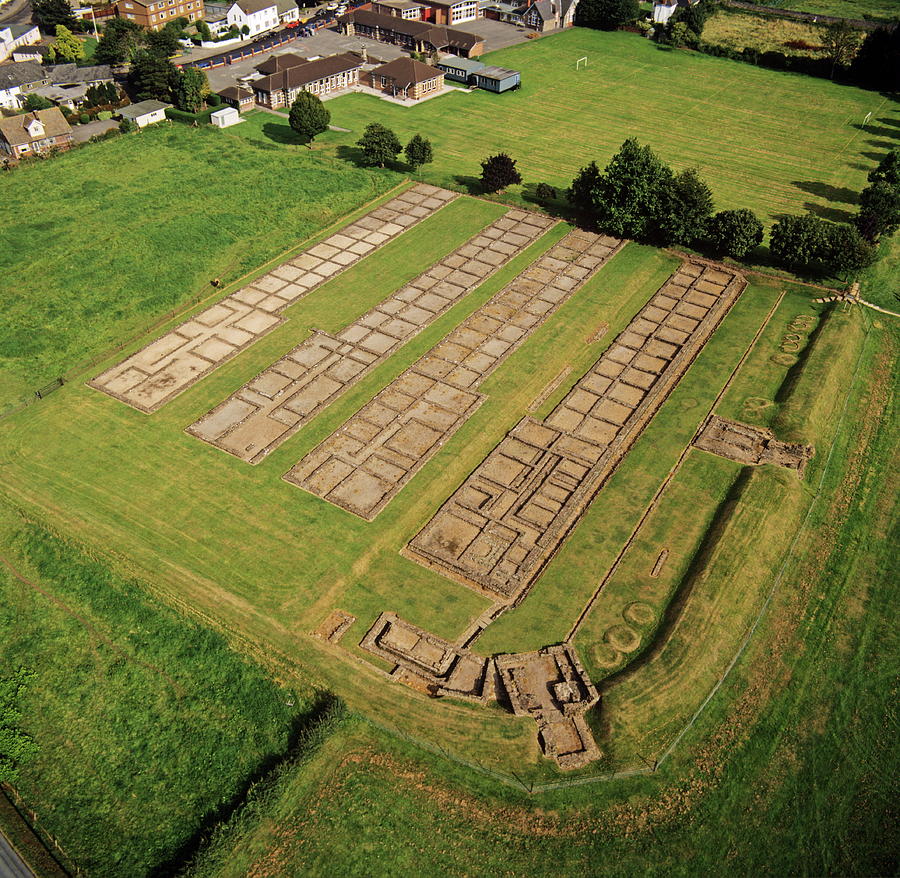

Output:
xmin=702 ymin=9 xmax=846 ymax=56
xmin=0 ymin=123 xmax=398 ymax=404
xmin=765 ymin=0 xmax=900 ymax=19
xmin=1 ymin=25 xmax=898 ymax=876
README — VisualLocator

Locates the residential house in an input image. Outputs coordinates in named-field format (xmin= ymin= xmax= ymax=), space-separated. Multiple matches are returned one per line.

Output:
xmin=521 ymin=0 xmax=578 ymax=30
xmin=10 ymin=44 xmax=46 ymax=62
xmin=225 ymin=0 xmax=279 ymax=37
xmin=480 ymin=2 xmax=522 ymax=25
xmin=276 ymin=0 xmax=300 ymax=25
xmin=119 ymin=98 xmax=171 ymax=126
xmin=470 ymin=64 xmax=519 ymax=91
xmin=0 ymin=108 xmax=73 ymax=163
xmin=0 ymin=61 xmax=50 ymax=110
xmin=217 ymin=84 xmax=254 ymax=110
xmin=372 ymin=0 xmax=425 ymax=19
xmin=338 ymin=10 xmax=484 ymax=58
xmin=367 ymin=57 xmax=443 ymax=100
xmin=252 ymin=52 xmax=362 ymax=108
xmin=115 ymin=0 xmax=205 ymax=30
xmin=0 ymin=24 xmax=41 ymax=64
xmin=29 ymin=65 xmax=115 ymax=111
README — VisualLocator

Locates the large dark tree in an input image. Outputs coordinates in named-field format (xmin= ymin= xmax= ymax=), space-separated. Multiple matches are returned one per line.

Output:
xmin=128 ymin=50 xmax=177 ymax=102
xmin=770 ymin=215 xmax=830 ymax=271
xmin=821 ymin=19 xmax=860 ymax=78
xmin=145 ymin=27 xmax=180 ymax=58
xmin=672 ymin=0 xmax=714 ymax=37
xmin=824 ymin=224 xmax=876 ymax=276
xmin=480 ymin=152 xmax=522 ymax=193
xmin=868 ymin=148 xmax=900 ymax=187
xmin=654 ymin=167 xmax=714 ymax=245
xmin=850 ymin=22 xmax=900 ymax=91
xmin=707 ymin=208 xmax=764 ymax=259
xmin=94 ymin=18 xmax=144 ymax=65
xmin=173 ymin=67 xmax=207 ymax=113
xmin=356 ymin=122 xmax=402 ymax=167
xmin=32 ymin=0 xmax=77 ymax=32
xmin=575 ymin=0 xmax=639 ymax=30
xmin=593 ymin=138 xmax=673 ymax=239
xmin=288 ymin=91 xmax=330 ymax=147
xmin=854 ymin=181 xmax=900 ymax=241
xmin=405 ymin=133 xmax=433 ymax=170
xmin=567 ymin=160 xmax=603 ymax=215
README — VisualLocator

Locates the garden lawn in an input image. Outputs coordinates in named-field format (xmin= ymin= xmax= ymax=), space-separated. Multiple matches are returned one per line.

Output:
xmin=0 ymin=122 xmax=400 ymax=405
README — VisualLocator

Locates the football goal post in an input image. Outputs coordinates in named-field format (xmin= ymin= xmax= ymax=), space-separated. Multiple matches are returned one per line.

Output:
xmin=576 ymin=56 xmax=588 ymax=70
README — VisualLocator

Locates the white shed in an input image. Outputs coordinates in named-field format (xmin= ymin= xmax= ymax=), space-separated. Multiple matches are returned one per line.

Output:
xmin=210 ymin=107 xmax=241 ymax=128
xmin=119 ymin=99 xmax=171 ymax=128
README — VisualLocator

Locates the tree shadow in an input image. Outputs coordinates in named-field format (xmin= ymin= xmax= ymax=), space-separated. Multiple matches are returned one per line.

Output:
xmin=856 ymin=125 xmax=900 ymax=140
xmin=803 ymin=201 xmax=855 ymax=223
xmin=793 ymin=180 xmax=858 ymax=204
xmin=861 ymin=150 xmax=891 ymax=163
xmin=878 ymin=116 xmax=900 ymax=129
xmin=866 ymin=138 xmax=898 ymax=151
xmin=452 ymin=173 xmax=483 ymax=195
xmin=261 ymin=120 xmax=306 ymax=146
xmin=520 ymin=182 xmax=580 ymax=223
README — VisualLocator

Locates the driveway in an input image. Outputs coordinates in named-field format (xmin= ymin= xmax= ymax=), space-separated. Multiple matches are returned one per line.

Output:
xmin=71 ymin=118 xmax=119 ymax=143
xmin=0 ymin=830 xmax=34 ymax=878
xmin=452 ymin=17 xmax=537 ymax=52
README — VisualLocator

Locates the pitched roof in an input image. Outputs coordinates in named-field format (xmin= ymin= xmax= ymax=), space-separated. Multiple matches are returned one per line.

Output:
xmin=119 ymin=99 xmax=171 ymax=118
xmin=0 ymin=60 xmax=47 ymax=90
xmin=371 ymin=57 xmax=443 ymax=87
xmin=232 ymin=0 xmax=278 ymax=13
xmin=46 ymin=63 xmax=114 ymax=84
xmin=253 ymin=52 xmax=362 ymax=93
xmin=0 ymin=108 xmax=72 ymax=146
xmin=254 ymin=52 xmax=307 ymax=74
xmin=436 ymin=55 xmax=485 ymax=73
xmin=7 ymin=24 xmax=40 ymax=38
xmin=218 ymin=85 xmax=254 ymax=100
xmin=339 ymin=10 xmax=483 ymax=51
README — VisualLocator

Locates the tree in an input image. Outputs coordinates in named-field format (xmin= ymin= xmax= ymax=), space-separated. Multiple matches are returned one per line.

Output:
xmin=0 ymin=669 xmax=38 ymax=785
xmin=769 ymin=214 xmax=830 ymax=270
xmin=654 ymin=167 xmax=714 ymax=245
xmin=850 ymin=21 xmax=900 ymax=91
xmin=356 ymin=122 xmax=402 ymax=167
xmin=593 ymin=138 xmax=673 ymax=238
xmin=146 ymin=26 xmax=180 ymax=58
xmin=575 ymin=0 xmax=639 ymax=30
xmin=868 ymin=148 xmax=900 ymax=187
xmin=854 ymin=181 xmax=900 ymax=241
xmin=823 ymin=223 xmax=876 ymax=275
xmin=94 ymin=18 xmax=144 ymax=65
xmin=128 ymin=50 xmax=177 ymax=101
xmin=288 ymin=91 xmax=330 ymax=146
xmin=822 ymin=20 xmax=860 ymax=78
xmin=47 ymin=24 xmax=84 ymax=63
xmin=535 ymin=182 xmax=557 ymax=201
xmin=196 ymin=19 xmax=212 ymax=41
xmin=567 ymin=160 xmax=603 ymax=215
xmin=173 ymin=66 xmax=208 ymax=113
xmin=119 ymin=117 xmax=138 ymax=133
xmin=707 ymin=208 xmax=764 ymax=259
xmin=672 ymin=0 xmax=714 ymax=37
xmin=404 ymin=133 xmax=433 ymax=170
xmin=23 ymin=93 xmax=54 ymax=111
xmin=241 ymin=24 xmax=250 ymax=36
xmin=32 ymin=0 xmax=77 ymax=32
xmin=480 ymin=152 xmax=522 ymax=193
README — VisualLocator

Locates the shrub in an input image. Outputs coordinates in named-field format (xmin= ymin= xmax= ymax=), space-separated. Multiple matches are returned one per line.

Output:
xmin=206 ymin=93 xmax=222 ymax=106
xmin=707 ymin=208 xmax=764 ymax=259
xmin=97 ymin=110 xmax=112 ymax=121
xmin=79 ymin=112 xmax=90 ymax=124
xmin=535 ymin=182 xmax=558 ymax=201
xmin=118 ymin=117 xmax=137 ymax=132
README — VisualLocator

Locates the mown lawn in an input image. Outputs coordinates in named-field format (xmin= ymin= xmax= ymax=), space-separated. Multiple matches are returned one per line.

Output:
xmin=0 ymin=123 xmax=399 ymax=404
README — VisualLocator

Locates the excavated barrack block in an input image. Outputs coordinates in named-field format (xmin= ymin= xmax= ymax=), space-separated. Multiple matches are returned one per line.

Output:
xmin=285 ymin=229 xmax=625 ymax=519
xmin=188 ymin=210 xmax=556 ymax=462
xmin=359 ymin=612 xmax=489 ymax=698
xmin=90 ymin=184 xmax=457 ymax=413
xmin=407 ymin=262 xmax=746 ymax=604
xmin=312 ymin=609 xmax=356 ymax=642
xmin=693 ymin=415 xmax=813 ymax=474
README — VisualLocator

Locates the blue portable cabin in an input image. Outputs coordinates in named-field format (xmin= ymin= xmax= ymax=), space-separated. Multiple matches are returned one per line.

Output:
xmin=436 ymin=55 xmax=485 ymax=84
xmin=470 ymin=65 xmax=520 ymax=93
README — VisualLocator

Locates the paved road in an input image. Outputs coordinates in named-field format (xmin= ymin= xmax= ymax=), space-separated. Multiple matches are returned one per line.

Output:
xmin=71 ymin=117 xmax=120 ymax=142
xmin=0 ymin=0 xmax=32 ymax=25
xmin=0 ymin=830 xmax=34 ymax=878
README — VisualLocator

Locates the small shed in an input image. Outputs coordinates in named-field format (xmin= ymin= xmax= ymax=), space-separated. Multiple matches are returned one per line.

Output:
xmin=436 ymin=55 xmax=484 ymax=83
xmin=210 ymin=106 xmax=241 ymax=128
xmin=119 ymin=99 xmax=171 ymax=128
xmin=471 ymin=65 xmax=520 ymax=93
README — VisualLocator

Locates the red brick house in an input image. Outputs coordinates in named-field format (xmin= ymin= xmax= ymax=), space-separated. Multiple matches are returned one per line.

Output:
xmin=0 ymin=108 xmax=73 ymax=164
xmin=367 ymin=57 xmax=444 ymax=100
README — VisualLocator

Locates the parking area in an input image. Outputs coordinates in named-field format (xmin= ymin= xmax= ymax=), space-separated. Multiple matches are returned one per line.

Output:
xmin=453 ymin=17 xmax=538 ymax=52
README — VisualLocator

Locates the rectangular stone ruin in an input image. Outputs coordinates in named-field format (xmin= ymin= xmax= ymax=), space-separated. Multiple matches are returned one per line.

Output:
xmin=187 ymin=209 xmax=555 ymax=462
xmin=90 ymin=184 xmax=457 ymax=413
xmin=312 ymin=609 xmax=356 ymax=642
xmin=693 ymin=415 xmax=813 ymax=474
xmin=495 ymin=644 xmax=601 ymax=770
xmin=284 ymin=229 xmax=625 ymax=519
xmin=359 ymin=612 xmax=491 ymax=700
xmin=406 ymin=262 xmax=746 ymax=605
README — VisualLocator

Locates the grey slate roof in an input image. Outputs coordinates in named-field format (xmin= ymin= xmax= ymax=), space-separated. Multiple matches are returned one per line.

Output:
xmin=371 ymin=56 xmax=443 ymax=88
xmin=46 ymin=63 xmax=114 ymax=84
xmin=0 ymin=60 xmax=47 ymax=90
xmin=119 ymin=99 xmax=172 ymax=118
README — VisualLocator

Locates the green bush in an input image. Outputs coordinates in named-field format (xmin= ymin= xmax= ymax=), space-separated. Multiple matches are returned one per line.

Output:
xmin=206 ymin=93 xmax=222 ymax=106
xmin=79 ymin=112 xmax=90 ymax=124
xmin=164 ymin=105 xmax=217 ymax=125
xmin=97 ymin=110 xmax=112 ymax=120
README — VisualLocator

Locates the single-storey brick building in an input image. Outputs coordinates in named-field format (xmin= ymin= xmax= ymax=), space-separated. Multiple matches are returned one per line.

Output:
xmin=217 ymin=85 xmax=255 ymax=111
xmin=338 ymin=9 xmax=484 ymax=58
xmin=367 ymin=56 xmax=444 ymax=100
xmin=0 ymin=108 xmax=73 ymax=163
xmin=253 ymin=52 xmax=363 ymax=108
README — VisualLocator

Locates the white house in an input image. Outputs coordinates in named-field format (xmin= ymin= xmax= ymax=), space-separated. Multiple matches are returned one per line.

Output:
xmin=0 ymin=60 xmax=49 ymax=110
xmin=119 ymin=99 xmax=171 ymax=127
xmin=226 ymin=0 xmax=279 ymax=37
xmin=276 ymin=0 xmax=300 ymax=24
xmin=0 ymin=24 xmax=42 ymax=63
